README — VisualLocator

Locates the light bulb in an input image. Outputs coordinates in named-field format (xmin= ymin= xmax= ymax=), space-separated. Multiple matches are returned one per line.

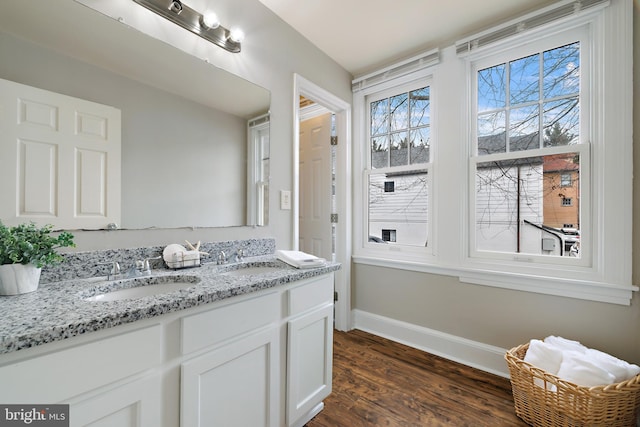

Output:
xmin=229 ymin=28 xmax=245 ymax=43
xmin=201 ymin=12 xmax=219 ymax=30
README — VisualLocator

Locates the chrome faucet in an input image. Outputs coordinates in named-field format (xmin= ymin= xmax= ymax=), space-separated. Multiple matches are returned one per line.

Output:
xmin=129 ymin=256 xmax=162 ymax=277
xmin=234 ymin=248 xmax=245 ymax=262
xmin=217 ymin=251 xmax=227 ymax=265
xmin=98 ymin=261 xmax=121 ymax=280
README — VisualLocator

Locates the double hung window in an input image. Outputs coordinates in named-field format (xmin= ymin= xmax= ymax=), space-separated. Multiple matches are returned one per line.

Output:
xmin=354 ymin=0 xmax=634 ymax=304
xmin=365 ymin=81 xmax=431 ymax=249
xmin=471 ymin=34 xmax=586 ymax=259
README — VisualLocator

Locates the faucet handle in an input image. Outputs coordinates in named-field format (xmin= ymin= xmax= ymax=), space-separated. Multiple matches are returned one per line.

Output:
xmin=98 ymin=261 xmax=121 ymax=280
xmin=139 ymin=256 xmax=161 ymax=275
xmin=111 ymin=261 xmax=121 ymax=278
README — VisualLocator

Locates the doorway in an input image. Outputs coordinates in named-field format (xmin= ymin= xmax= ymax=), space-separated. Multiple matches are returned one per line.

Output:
xmin=299 ymin=109 xmax=334 ymax=262
xmin=293 ymin=74 xmax=351 ymax=331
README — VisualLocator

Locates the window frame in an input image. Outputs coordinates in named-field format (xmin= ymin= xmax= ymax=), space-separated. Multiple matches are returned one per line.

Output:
xmin=352 ymin=0 xmax=636 ymax=305
xmin=359 ymin=74 xmax=436 ymax=261
xmin=468 ymin=25 xmax=591 ymax=268
xmin=459 ymin=3 xmax=635 ymax=303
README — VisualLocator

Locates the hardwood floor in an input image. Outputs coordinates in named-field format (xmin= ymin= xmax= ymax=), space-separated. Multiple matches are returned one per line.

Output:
xmin=306 ymin=329 xmax=528 ymax=427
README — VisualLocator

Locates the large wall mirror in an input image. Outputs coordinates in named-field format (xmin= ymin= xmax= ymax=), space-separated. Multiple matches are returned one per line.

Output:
xmin=0 ymin=0 xmax=270 ymax=229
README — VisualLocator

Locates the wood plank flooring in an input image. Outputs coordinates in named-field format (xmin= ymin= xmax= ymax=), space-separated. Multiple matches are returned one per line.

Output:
xmin=305 ymin=329 xmax=528 ymax=427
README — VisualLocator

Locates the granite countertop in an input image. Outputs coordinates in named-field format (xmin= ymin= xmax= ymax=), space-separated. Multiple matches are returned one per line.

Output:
xmin=0 ymin=256 xmax=340 ymax=355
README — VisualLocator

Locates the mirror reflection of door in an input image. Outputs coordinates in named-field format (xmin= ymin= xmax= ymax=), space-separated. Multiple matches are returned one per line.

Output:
xmin=298 ymin=106 xmax=335 ymax=261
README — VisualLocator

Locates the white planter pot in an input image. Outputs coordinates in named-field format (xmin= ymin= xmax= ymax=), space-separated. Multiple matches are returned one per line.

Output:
xmin=0 ymin=263 xmax=42 ymax=295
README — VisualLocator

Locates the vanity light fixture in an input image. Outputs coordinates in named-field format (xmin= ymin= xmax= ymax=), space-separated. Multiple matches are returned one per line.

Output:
xmin=132 ymin=0 xmax=242 ymax=53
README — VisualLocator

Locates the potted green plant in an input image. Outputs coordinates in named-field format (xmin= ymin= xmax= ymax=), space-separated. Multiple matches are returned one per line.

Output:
xmin=0 ymin=222 xmax=75 ymax=295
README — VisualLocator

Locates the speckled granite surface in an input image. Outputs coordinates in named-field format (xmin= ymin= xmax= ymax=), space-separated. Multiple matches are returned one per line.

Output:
xmin=41 ymin=238 xmax=276 ymax=283
xmin=0 ymin=247 xmax=340 ymax=355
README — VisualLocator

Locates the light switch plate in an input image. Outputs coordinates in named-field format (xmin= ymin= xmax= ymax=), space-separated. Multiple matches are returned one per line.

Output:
xmin=280 ymin=190 xmax=291 ymax=210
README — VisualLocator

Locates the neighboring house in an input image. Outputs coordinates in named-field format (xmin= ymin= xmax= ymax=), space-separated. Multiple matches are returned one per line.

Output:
xmin=542 ymin=153 xmax=580 ymax=230
xmin=368 ymin=141 xmax=581 ymax=255
xmin=369 ymin=147 xmax=428 ymax=246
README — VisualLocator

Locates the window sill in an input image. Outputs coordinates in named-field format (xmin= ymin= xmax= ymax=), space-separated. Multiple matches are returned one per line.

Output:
xmin=352 ymin=255 xmax=638 ymax=306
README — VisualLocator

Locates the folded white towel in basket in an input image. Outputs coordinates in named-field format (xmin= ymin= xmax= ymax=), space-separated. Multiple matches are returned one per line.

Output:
xmin=524 ymin=339 xmax=563 ymax=375
xmin=524 ymin=339 xmax=564 ymax=391
xmin=524 ymin=335 xmax=640 ymax=389
xmin=556 ymin=351 xmax=616 ymax=387
xmin=586 ymin=348 xmax=640 ymax=383
xmin=544 ymin=336 xmax=587 ymax=354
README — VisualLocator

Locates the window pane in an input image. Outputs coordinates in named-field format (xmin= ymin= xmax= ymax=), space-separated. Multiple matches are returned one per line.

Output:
xmin=410 ymin=127 xmax=430 ymax=164
xmin=510 ymin=53 xmax=539 ymax=105
xmin=509 ymin=105 xmax=539 ymax=152
xmin=389 ymin=93 xmax=408 ymax=132
xmin=543 ymin=42 xmax=580 ymax=99
xmin=478 ymin=64 xmax=506 ymax=112
xmin=370 ymin=98 xmax=388 ymax=136
xmin=410 ymin=87 xmax=430 ymax=127
xmin=543 ymin=98 xmax=579 ymax=146
xmin=390 ymin=131 xmax=408 ymax=167
xmin=478 ymin=111 xmax=506 ymax=155
xmin=369 ymin=172 xmax=429 ymax=246
xmin=371 ymin=135 xmax=389 ymax=169
xmin=475 ymin=152 xmax=580 ymax=257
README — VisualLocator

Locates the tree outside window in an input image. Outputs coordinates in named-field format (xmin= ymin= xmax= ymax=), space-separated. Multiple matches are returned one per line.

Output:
xmin=474 ymin=42 xmax=582 ymax=257
xmin=368 ymin=85 xmax=431 ymax=247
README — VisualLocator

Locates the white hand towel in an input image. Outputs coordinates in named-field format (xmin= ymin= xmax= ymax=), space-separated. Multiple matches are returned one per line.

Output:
xmin=544 ymin=336 xmax=587 ymax=354
xmin=276 ymin=250 xmax=326 ymax=269
xmin=524 ymin=339 xmax=563 ymax=375
xmin=627 ymin=364 xmax=640 ymax=380
xmin=586 ymin=348 xmax=640 ymax=383
xmin=556 ymin=351 xmax=616 ymax=387
xmin=524 ymin=339 xmax=563 ymax=391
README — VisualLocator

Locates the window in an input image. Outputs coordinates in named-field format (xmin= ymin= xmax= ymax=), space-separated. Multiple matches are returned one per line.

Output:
xmin=247 ymin=114 xmax=270 ymax=226
xmin=366 ymin=82 xmax=431 ymax=248
xmin=384 ymin=181 xmax=395 ymax=193
xmin=382 ymin=229 xmax=397 ymax=242
xmin=353 ymin=0 xmax=634 ymax=304
xmin=472 ymin=40 xmax=584 ymax=259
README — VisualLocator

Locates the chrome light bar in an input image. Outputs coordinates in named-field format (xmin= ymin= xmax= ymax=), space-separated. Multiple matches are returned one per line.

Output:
xmin=132 ymin=0 xmax=241 ymax=53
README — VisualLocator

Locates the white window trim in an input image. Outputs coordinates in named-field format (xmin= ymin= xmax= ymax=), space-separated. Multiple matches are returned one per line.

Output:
xmin=246 ymin=113 xmax=270 ymax=226
xmin=353 ymin=0 xmax=636 ymax=305
xmin=354 ymin=69 xmax=437 ymax=263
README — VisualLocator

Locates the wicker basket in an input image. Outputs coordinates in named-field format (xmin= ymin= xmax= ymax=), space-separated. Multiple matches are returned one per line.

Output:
xmin=505 ymin=342 xmax=640 ymax=427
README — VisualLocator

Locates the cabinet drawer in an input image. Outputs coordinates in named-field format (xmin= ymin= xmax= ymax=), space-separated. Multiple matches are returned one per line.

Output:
xmin=0 ymin=324 xmax=161 ymax=403
xmin=181 ymin=291 xmax=279 ymax=355
xmin=288 ymin=275 xmax=334 ymax=317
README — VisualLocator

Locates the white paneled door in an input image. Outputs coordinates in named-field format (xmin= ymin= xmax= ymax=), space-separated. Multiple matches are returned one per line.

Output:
xmin=0 ymin=78 xmax=121 ymax=229
xmin=298 ymin=113 xmax=332 ymax=260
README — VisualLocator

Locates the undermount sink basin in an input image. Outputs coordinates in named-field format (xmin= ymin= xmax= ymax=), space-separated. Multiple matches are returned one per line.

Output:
xmin=221 ymin=264 xmax=284 ymax=277
xmin=84 ymin=275 xmax=200 ymax=302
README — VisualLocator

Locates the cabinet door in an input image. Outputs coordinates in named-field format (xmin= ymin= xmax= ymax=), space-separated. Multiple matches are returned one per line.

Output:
xmin=70 ymin=375 xmax=161 ymax=427
xmin=181 ymin=327 xmax=280 ymax=427
xmin=287 ymin=303 xmax=334 ymax=427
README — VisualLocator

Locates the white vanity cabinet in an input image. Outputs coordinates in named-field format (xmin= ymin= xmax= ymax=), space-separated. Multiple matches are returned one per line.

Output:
xmin=0 ymin=325 xmax=163 ymax=427
xmin=0 ymin=271 xmax=335 ymax=427
xmin=70 ymin=375 xmax=162 ymax=427
xmin=286 ymin=277 xmax=335 ymax=427
xmin=180 ymin=291 xmax=281 ymax=427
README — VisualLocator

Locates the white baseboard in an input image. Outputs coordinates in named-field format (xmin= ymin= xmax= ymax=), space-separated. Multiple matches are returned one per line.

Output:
xmin=352 ymin=309 xmax=510 ymax=378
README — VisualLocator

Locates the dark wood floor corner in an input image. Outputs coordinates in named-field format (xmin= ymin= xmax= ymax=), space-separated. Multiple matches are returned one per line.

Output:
xmin=305 ymin=329 xmax=528 ymax=427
